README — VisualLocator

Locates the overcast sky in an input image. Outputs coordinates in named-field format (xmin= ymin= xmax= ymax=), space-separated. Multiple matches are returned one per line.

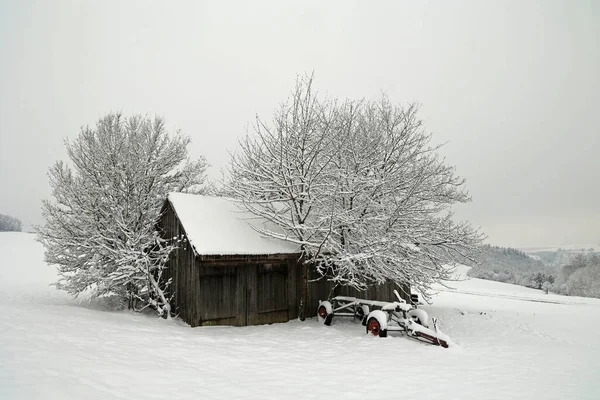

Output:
xmin=0 ymin=0 xmax=598 ymax=248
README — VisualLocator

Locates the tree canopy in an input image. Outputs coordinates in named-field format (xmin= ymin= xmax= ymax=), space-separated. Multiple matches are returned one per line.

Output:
xmin=228 ymin=75 xmax=482 ymax=313
xmin=37 ymin=113 xmax=208 ymax=316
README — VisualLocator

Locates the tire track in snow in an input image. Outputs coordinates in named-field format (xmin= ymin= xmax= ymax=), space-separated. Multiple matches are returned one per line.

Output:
xmin=434 ymin=287 xmax=582 ymax=305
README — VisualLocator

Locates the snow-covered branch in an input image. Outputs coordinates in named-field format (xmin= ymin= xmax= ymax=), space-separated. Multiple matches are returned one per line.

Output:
xmin=227 ymin=76 xmax=483 ymax=304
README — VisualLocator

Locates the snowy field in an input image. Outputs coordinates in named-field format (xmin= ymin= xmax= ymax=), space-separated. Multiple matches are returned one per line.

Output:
xmin=1 ymin=232 xmax=599 ymax=400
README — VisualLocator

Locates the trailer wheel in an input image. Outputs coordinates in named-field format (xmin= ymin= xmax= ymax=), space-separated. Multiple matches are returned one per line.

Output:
xmin=365 ymin=310 xmax=388 ymax=338
xmin=367 ymin=318 xmax=381 ymax=336
xmin=367 ymin=318 xmax=388 ymax=338
xmin=317 ymin=301 xmax=333 ymax=326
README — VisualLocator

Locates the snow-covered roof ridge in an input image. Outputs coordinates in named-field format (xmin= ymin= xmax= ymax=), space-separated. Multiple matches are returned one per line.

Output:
xmin=166 ymin=192 xmax=300 ymax=256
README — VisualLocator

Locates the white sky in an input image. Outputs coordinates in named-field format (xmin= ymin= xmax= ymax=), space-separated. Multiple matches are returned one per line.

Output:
xmin=0 ymin=0 xmax=598 ymax=248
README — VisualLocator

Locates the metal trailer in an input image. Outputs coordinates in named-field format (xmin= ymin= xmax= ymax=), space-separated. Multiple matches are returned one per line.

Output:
xmin=317 ymin=290 xmax=449 ymax=348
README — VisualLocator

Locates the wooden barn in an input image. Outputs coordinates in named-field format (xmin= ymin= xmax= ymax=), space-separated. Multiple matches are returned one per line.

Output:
xmin=158 ymin=193 xmax=409 ymax=327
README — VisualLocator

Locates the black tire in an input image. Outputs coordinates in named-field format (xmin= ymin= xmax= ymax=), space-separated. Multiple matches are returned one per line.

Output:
xmin=357 ymin=305 xmax=370 ymax=325
xmin=318 ymin=305 xmax=333 ymax=326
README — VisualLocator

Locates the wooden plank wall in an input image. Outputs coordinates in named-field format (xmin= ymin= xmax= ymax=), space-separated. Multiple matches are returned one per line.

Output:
xmin=197 ymin=256 xmax=302 ymax=327
xmin=158 ymin=201 xmax=199 ymax=326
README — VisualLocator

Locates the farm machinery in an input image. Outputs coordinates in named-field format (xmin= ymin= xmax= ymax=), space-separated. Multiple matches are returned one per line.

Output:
xmin=317 ymin=290 xmax=450 ymax=348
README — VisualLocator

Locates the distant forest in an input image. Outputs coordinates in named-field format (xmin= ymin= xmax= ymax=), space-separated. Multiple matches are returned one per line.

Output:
xmin=468 ymin=245 xmax=556 ymax=290
xmin=0 ymin=213 xmax=22 ymax=232
xmin=527 ymin=248 xmax=597 ymax=269
xmin=469 ymin=245 xmax=600 ymax=298
xmin=553 ymin=254 xmax=600 ymax=298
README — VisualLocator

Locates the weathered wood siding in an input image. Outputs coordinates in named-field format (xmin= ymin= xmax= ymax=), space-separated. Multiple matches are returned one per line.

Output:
xmin=159 ymin=200 xmax=198 ymax=325
xmin=194 ymin=255 xmax=301 ymax=327
xmin=159 ymin=199 xmax=410 ymax=327
xmin=159 ymin=200 xmax=302 ymax=327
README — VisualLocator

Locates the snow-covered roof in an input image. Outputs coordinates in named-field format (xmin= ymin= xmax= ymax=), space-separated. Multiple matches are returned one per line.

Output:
xmin=166 ymin=193 xmax=301 ymax=256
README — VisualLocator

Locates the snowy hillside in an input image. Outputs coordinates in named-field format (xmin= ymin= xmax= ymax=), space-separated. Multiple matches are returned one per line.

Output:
xmin=1 ymin=232 xmax=600 ymax=399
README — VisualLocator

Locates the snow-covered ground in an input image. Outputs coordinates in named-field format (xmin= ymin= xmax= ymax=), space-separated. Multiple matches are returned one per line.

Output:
xmin=1 ymin=232 xmax=599 ymax=399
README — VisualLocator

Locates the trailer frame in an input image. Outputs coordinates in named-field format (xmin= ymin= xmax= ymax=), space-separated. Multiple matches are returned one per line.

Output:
xmin=317 ymin=290 xmax=450 ymax=348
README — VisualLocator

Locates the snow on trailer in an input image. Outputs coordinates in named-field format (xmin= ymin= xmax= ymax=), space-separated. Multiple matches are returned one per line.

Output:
xmin=318 ymin=290 xmax=450 ymax=348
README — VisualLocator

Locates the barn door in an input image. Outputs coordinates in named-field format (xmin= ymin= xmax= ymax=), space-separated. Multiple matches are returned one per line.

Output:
xmin=246 ymin=262 xmax=289 ymax=325
xmin=197 ymin=265 xmax=239 ymax=326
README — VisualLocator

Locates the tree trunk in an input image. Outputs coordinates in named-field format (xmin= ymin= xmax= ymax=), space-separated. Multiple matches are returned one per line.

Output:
xmin=298 ymin=261 xmax=308 ymax=321
xmin=327 ymin=282 xmax=339 ymax=300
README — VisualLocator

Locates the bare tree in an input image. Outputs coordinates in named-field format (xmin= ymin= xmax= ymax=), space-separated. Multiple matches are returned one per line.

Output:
xmin=37 ymin=113 xmax=208 ymax=317
xmin=316 ymin=96 xmax=482 ymax=300
xmin=228 ymin=75 xmax=482 ymax=311
xmin=228 ymin=74 xmax=338 ymax=319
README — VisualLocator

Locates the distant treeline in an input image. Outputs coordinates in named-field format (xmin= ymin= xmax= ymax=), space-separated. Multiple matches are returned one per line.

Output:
xmin=528 ymin=248 xmax=596 ymax=269
xmin=0 ymin=214 xmax=22 ymax=232
xmin=468 ymin=245 xmax=556 ymax=290
xmin=469 ymin=245 xmax=600 ymax=298
xmin=554 ymin=254 xmax=600 ymax=298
